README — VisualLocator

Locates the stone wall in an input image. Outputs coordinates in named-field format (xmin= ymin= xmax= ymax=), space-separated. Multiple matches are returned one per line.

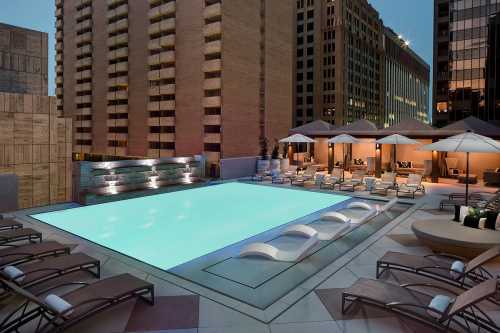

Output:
xmin=0 ymin=92 xmax=72 ymax=208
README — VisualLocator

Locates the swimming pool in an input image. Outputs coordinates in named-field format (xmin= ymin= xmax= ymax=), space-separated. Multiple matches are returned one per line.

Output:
xmin=31 ymin=182 xmax=349 ymax=270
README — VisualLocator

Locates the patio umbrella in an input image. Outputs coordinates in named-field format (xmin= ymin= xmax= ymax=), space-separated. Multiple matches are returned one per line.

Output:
xmin=279 ymin=134 xmax=316 ymax=165
xmin=419 ymin=131 xmax=500 ymax=205
xmin=328 ymin=134 xmax=360 ymax=177
xmin=376 ymin=134 xmax=420 ymax=171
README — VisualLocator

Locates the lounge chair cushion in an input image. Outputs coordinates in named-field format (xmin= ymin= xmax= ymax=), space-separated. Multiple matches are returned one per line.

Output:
xmin=45 ymin=294 xmax=74 ymax=316
xmin=427 ymin=295 xmax=452 ymax=319
xmin=459 ymin=206 xmax=470 ymax=223
xmin=2 ymin=265 xmax=24 ymax=282
xmin=450 ymin=260 xmax=465 ymax=279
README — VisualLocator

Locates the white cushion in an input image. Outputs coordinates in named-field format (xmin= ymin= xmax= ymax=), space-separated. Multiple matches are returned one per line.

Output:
xmin=496 ymin=214 xmax=500 ymax=230
xmin=2 ymin=266 xmax=25 ymax=283
xmin=427 ymin=295 xmax=452 ymax=319
xmin=449 ymin=260 xmax=465 ymax=280
xmin=459 ymin=206 xmax=470 ymax=223
xmin=479 ymin=217 xmax=487 ymax=230
xmin=44 ymin=294 xmax=74 ymax=316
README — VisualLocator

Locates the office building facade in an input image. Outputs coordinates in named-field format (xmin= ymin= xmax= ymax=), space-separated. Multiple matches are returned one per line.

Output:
xmin=0 ymin=23 xmax=48 ymax=95
xmin=294 ymin=0 xmax=385 ymax=127
xmin=56 ymin=0 xmax=293 ymax=162
xmin=486 ymin=12 xmax=500 ymax=123
xmin=433 ymin=0 xmax=500 ymax=127
xmin=383 ymin=27 xmax=430 ymax=127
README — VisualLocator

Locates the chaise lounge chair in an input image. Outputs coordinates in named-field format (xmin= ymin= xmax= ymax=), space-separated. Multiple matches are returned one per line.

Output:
xmin=338 ymin=170 xmax=365 ymax=192
xmin=376 ymin=246 xmax=500 ymax=290
xmin=321 ymin=198 xmax=398 ymax=225
xmin=319 ymin=168 xmax=343 ymax=190
xmin=396 ymin=173 xmax=425 ymax=199
xmin=0 ymin=219 xmax=23 ymax=231
xmin=291 ymin=166 xmax=317 ymax=186
xmin=371 ymin=172 xmax=396 ymax=196
xmin=0 ymin=273 xmax=154 ymax=333
xmin=284 ymin=220 xmax=350 ymax=241
xmin=0 ymin=241 xmax=70 ymax=269
xmin=439 ymin=192 xmax=500 ymax=211
xmin=1 ymin=253 xmax=100 ymax=293
xmin=239 ymin=227 xmax=319 ymax=262
xmin=0 ymin=228 xmax=42 ymax=246
xmin=342 ymin=278 xmax=499 ymax=333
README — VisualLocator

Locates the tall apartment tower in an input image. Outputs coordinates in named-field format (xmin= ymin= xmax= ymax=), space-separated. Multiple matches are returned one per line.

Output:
xmin=485 ymin=13 xmax=500 ymax=124
xmin=383 ymin=27 xmax=430 ymax=127
xmin=0 ymin=23 xmax=48 ymax=95
xmin=294 ymin=0 xmax=384 ymax=127
xmin=433 ymin=0 xmax=500 ymax=127
xmin=55 ymin=0 xmax=293 ymax=163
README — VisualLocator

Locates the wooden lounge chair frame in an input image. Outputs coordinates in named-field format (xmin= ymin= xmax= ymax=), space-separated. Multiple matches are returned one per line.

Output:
xmin=0 ymin=241 xmax=70 ymax=269
xmin=0 ymin=228 xmax=42 ymax=246
xmin=376 ymin=247 xmax=500 ymax=304
xmin=0 ymin=219 xmax=23 ymax=231
xmin=370 ymin=172 xmax=397 ymax=196
xmin=0 ymin=273 xmax=154 ymax=333
xmin=439 ymin=192 xmax=500 ymax=210
xmin=1 ymin=253 xmax=100 ymax=294
xmin=338 ymin=170 xmax=365 ymax=192
xmin=342 ymin=278 xmax=499 ymax=333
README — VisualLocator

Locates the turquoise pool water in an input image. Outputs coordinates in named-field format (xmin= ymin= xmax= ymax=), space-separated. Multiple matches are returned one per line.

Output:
xmin=31 ymin=183 xmax=349 ymax=270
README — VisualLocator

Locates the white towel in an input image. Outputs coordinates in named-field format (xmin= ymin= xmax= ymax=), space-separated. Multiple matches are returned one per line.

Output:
xmin=44 ymin=294 xmax=74 ymax=316
xmin=427 ymin=295 xmax=452 ymax=319
xmin=450 ymin=260 xmax=465 ymax=280
xmin=2 ymin=266 xmax=25 ymax=283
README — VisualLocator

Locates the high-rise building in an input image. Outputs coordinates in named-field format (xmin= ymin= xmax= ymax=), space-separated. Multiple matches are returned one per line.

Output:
xmin=56 ymin=0 xmax=293 ymax=163
xmin=433 ymin=0 xmax=500 ymax=127
xmin=0 ymin=23 xmax=48 ymax=95
xmin=383 ymin=27 xmax=430 ymax=127
xmin=294 ymin=0 xmax=385 ymax=127
xmin=486 ymin=12 xmax=500 ymax=124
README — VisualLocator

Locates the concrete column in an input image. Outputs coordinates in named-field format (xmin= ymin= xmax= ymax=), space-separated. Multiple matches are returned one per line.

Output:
xmin=432 ymin=140 xmax=439 ymax=183
xmin=288 ymin=144 xmax=294 ymax=165
xmin=375 ymin=143 xmax=382 ymax=178
xmin=328 ymin=144 xmax=333 ymax=172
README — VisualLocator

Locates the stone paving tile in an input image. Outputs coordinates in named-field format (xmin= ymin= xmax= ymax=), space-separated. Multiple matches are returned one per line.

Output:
xmin=272 ymin=292 xmax=332 ymax=324
xmin=270 ymin=321 xmax=341 ymax=333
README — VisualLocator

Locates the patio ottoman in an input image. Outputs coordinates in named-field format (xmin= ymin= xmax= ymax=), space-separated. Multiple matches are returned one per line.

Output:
xmin=411 ymin=219 xmax=500 ymax=259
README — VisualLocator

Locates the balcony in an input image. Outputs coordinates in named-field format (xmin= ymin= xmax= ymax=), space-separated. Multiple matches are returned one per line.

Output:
xmin=55 ymin=42 xmax=63 ymax=52
xmin=76 ymin=19 xmax=92 ymax=32
xmin=56 ymin=31 xmax=63 ymax=41
xmin=75 ymin=133 xmax=92 ymax=141
xmin=56 ymin=76 xmax=63 ymax=84
xmin=148 ymin=51 xmax=175 ymax=66
xmin=202 ymin=59 xmax=222 ymax=73
xmin=107 ymin=119 xmax=128 ymax=127
xmin=75 ymin=95 xmax=92 ymax=104
xmin=204 ymin=40 xmax=222 ymax=55
xmin=149 ymin=2 xmax=176 ymax=20
xmin=76 ymin=31 xmax=92 ymax=44
xmin=147 ymin=100 xmax=175 ymax=111
xmin=75 ymin=57 xmax=92 ymax=69
xmin=76 ymin=44 xmax=92 ymax=57
xmin=56 ymin=99 xmax=63 ymax=107
xmin=148 ymin=68 xmax=175 ymax=81
xmin=56 ymin=65 xmax=63 ymax=74
xmin=56 ymin=54 xmax=63 ymax=62
xmin=204 ymin=133 xmax=221 ymax=144
xmin=107 ymin=3 xmax=128 ymax=20
xmin=107 ymin=62 xmax=128 ymax=74
xmin=75 ymin=6 xmax=92 ymax=20
xmin=107 ymin=18 xmax=128 ymax=34
xmin=148 ymin=35 xmax=175 ymax=51
xmin=56 ymin=7 xmax=63 ymax=18
xmin=56 ymin=0 xmax=62 ymax=7
xmin=204 ymin=115 xmax=221 ymax=125
xmin=107 ymin=47 xmax=128 ymax=60
xmin=203 ymin=3 xmax=221 ymax=20
xmin=75 ymin=69 xmax=92 ymax=80
xmin=160 ymin=133 xmax=175 ymax=142
xmin=203 ymin=96 xmax=221 ymax=108
xmin=203 ymin=22 xmax=222 ymax=38
xmin=107 ymin=76 xmax=128 ymax=88
xmin=107 ymin=33 xmax=128 ymax=47
xmin=76 ymin=107 xmax=92 ymax=115
xmin=148 ymin=18 xmax=175 ymax=35
xmin=107 ymin=105 xmax=128 ymax=113
xmin=203 ymin=78 xmax=221 ymax=90
xmin=107 ymin=133 xmax=128 ymax=141
xmin=55 ymin=88 xmax=63 ymax=96
xmin=76 ymin=82 xmax=92 ymax=92
xmin=56 ymin=19 xmax=63 ymax=29
xmin=149 ymin=84 xmax=176 ymax=96
xmin=107 ymin=0 xmax=127 ymax=6
xmin=107 ymin=90 xmax=128 ymax=100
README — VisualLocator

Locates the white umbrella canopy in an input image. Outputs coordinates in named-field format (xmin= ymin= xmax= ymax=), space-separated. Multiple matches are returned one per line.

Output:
xmin=279 ymin=134 xmax=316 ymax=143
xmin=419 ymin=132 xmax=500 ymax=205
xmin=328 ymin=134 xmax=360 ymax=144
xmin=376 ymin=134 xmax=420 ymax=145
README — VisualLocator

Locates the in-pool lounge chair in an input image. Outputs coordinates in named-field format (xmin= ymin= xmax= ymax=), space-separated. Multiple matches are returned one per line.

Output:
xmin=338 ymin=170 xmax=365 ymax=192
xmin=0 ymin=273 xmax=154 ymax=333
xmin=396 ymin=173 xmax=425 ymax=199
xmin=321 ymin=198 xmax=398 ymax=225
xmin=0 ymin=228 xmax=42 ymax=246
xmin=371 ymin=172 xmax=396 ymax=196
xmin=0 ymin=253 xmax=100 ymax=293
xmin=0 ymin=219 xmax=23 ymax=231
xmin=0 ymin=241 xmax=70 ymax=269
xmin=284 ymin=220 xmax=350 ymax=241
xmin=240 ymin=228 xmax=319 ymax=262
xmin=319 ymin=168 xmax=343 ymax=190
xmin=342 ymin=278 xmax=499 ymax=333
xmin=376 ymin=246 xmax=500 ymax=290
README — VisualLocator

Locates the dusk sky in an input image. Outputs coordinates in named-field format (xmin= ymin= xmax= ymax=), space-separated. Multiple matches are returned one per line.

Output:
xmin=0 ymin=0 xmax=434 ymax=98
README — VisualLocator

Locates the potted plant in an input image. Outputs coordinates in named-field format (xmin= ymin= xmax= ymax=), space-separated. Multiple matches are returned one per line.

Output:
xmin=256 ymin=137 xmax=270 ymax=174
xmin=270 ymin=141 xmax=281 ymax=173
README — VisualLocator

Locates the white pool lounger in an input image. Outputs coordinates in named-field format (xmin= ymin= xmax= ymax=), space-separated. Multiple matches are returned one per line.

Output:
xmin=239 ymin=227 xmax=319 ymax=262
xmin=320 ymin=198 xmax=398 ymax=224
xmin=285 ymin=223 xmax=350 ymax=241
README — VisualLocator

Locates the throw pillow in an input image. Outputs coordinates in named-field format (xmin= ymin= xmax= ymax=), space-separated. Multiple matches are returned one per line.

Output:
xmin=496 ymin=214 xmax=500 ymax=230
xmin=496 ymin=167 xmax=500 ymax=173
xmin=484 ymin=211 xmax=499 ymax=230
xmin=453 ymin=205 xmax=460 ymax=222
xmin=459 ymin=206 xmax=470 ymax=223
xmin=479 ymin=217 xmax=486 ymax=230
xmin=407 ymin=161 xmax=413 ymax=168
xmin=397 ymin=161 xmax=403 ymax=168
xmin=463 ymin=215 xmax=480 ymax=228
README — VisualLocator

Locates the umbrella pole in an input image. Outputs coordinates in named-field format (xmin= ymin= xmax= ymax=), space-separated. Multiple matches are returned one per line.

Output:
xmin=465 ymin=152 xmax=469 ymax=206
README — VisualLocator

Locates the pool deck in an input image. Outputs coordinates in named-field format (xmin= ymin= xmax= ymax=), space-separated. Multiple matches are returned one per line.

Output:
xmin=2 ymin=179 xmax=499 ymax=333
